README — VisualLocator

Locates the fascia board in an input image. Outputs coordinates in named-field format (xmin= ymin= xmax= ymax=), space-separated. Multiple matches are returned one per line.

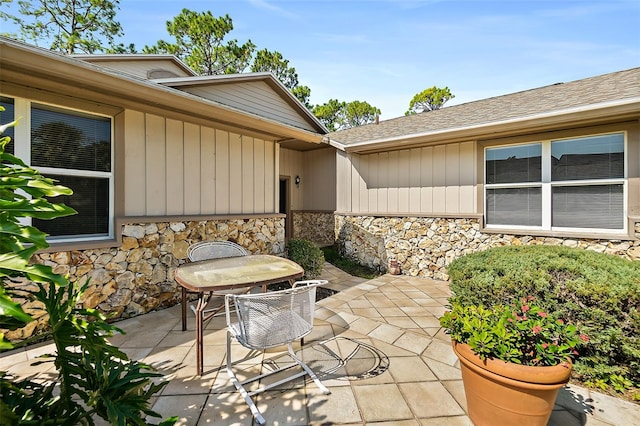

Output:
xmin=342 ymin=99 xmax=640 ymax=153
xmin=0 ymin=38 xmax=324 ymax=144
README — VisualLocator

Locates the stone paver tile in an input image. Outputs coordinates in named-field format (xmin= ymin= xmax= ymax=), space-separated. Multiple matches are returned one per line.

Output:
xmin=353 ymin=383 xmax=413 ymax=422
xmin=412 ymin=316 xmax=443 ymax=329
xmin=558 ymin=385 xmax=640 ymax=426
xmin=142 ymin=345 xmax=191 ymax=370
xmin=423 ymin=305 xmax=448 ymax=317
xmin=419 ymin=416 xmax=473 ymax=425
xmin=352 ymin=307 xmax=384 ymax=319
xmin=0 ymin=349 xmax=28 ymax=370
xmin=160 ymin=364 xmax=217 ymax=395
xmin=365 ymin=338 xmax=416 ymax=357
xmin=255 ymin=388 xmax=308 ymax=426
xmin=385 ymin=316 xmax=423 ymax=329
xmin=367 ymin=323 xmax=404 ymax=344
xmin=441 ymin=380 xmax=467 ymax=411
xmin=308 ymin=385 xmax=362 ymax=424
xmin=548 ymin=409 xmax=586 ymax=426
xmin=388 ymin=356 xmax=437 ymax=383
xmin=158 ymin=330 xmax=196 ymax=347
xmin=422 ymin=358 xmax=463 ymax=381
xmin=347 ymin=298 xmax=374 ymax=309
xmin=400 ymin=381 xmax=466 ymax=418
xmin=115 ymin=329 xmax=171 ymax=348
xmin=376 ymin=306 xmax=408 ymax=317
xmin=200 ymin=391 xmax=255 ymax=425
xmin=367 ymin=421 xmax=420 ymax=426
xmin=349 ymin=317 xmax=383 ymax=336
xmin=394 ymin=332 xmax=433 ymax=354
xmin=422 ymin=339 xmax=458 ymax=366
xmin=151 ymin=393 xmax=208 ymax=426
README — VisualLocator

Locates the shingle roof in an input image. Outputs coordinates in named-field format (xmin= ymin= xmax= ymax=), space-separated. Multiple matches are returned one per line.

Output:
xmin=329 ymin=67 xmax=640 ymax=146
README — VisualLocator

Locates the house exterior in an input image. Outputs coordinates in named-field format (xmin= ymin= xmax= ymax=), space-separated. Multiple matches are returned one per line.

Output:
xmin=0 ymin=37 xmax=334 ymax=339
xmin=1 ymin=35 xmax=639 ymax=341
xmin=327 ymin=67 xmax=640 ymax=279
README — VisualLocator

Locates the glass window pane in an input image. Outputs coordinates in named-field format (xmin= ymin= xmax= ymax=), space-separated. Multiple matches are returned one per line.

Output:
xmin=486 ymin=187 xmax=542 ymax=226
xmin=34 ymin=175 xmax=110 ymax=237
xmin=552 ymin=185 xmax=623 ymax=229
xmin=0 ymin=96 xmax=15 ymax=154
xmin=486 ymin=144 xmax=541 ymax=184
xmin=551 ymin=133 xmax=624 ymax=181
xmin=31 ymin=104 xmax=111 ymax=172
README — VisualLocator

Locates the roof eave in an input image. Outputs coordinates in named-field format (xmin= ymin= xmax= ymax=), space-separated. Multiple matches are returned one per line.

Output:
xmin=341 ymin=99 xmax=640 ymax=154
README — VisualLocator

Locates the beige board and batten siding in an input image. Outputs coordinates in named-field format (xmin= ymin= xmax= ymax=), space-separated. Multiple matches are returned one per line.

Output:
xmin=337 ymin=141 xmax=477 ymax=215
xmin=123 ymin=109 xmax=277 ymax=216
xmin=279 ymin=146 xmax=337 ymax=211
xmin=180 ymin=81 xmax=316 ymax=132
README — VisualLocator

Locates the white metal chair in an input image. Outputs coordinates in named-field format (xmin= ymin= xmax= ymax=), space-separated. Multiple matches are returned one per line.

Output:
xmin=181 ymin=241 xmax=250 ymax=331
xmin=225 ymin=280 xmax=331 ymax=425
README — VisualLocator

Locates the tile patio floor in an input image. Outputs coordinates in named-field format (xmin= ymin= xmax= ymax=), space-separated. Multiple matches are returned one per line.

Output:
xmin=1 ymin=263 xmax=639 ymax=425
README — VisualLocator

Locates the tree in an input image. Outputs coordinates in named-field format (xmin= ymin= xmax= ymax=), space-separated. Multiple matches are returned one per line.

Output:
xmin=144 ymin=9 xmax=255 ymax=75
xmin=251 ymin=48 xmax=299 ymax=89
xmin=405 ymin=86 xmax=454 ymax=115
xmin=343 ymin=100 xmax=381 ymax=129
xmin=292 ymin=85 xmax=313 ymax=110
xmin=313 ymin=99 xmax=381 ymax=131
xmin=7 ymin=0 xmax=124 ymax=54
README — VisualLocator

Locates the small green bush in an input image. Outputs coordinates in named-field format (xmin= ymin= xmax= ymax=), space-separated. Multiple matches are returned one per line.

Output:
xmin=286 ymin=239 xmax=325 ymax=279
xmin=446 ymin=245 xmax=640 ymax=396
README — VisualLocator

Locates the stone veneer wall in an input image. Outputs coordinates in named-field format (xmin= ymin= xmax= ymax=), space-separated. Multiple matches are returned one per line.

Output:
xmin=292 ymin=211 xmax=335 ymax=247
xmin=335 ymin=215 xmax=640 ymax=281
xmin=5 ymin=217 xmax=284 ymax=341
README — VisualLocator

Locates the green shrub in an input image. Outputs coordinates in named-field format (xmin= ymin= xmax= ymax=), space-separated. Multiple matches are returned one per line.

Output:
xmin=446 ymin=245 xmax=640 ymax=396
xmin=286 ymin=239 xmax=325 ymax=279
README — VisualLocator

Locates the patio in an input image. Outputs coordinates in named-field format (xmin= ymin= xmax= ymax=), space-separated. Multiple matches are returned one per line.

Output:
xmin=1 ymin=263 xmax=638 ymax=425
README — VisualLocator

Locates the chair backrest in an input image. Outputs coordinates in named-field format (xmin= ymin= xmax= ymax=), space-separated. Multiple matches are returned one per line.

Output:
xmin=188 ymin=241 xmax=249 ymax=262
xmin=227 ymin=282 xmax=321 ymax=350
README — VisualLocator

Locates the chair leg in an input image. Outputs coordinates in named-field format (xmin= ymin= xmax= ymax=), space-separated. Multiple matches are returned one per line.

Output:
xmin=226 ymin=331 xmax=267 ymax=425
xmin=181 ymin=287 xmax=187 ymax=331
xmin=287 ymin=342 xmax=331 ymax=395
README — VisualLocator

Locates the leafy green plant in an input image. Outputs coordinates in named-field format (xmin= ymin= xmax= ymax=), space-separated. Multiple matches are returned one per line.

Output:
xmin=320 ymin=244 xmax=381 ymax=279
xmin=446 ymin=245 xmax=640 ymax=395
xmin=0 ymin=114 xmax=176 ymax=424
xmin=440 ymin=296 xmax=586 ymax=366
xmin=286 ymin=239 xmax=324 ymax=279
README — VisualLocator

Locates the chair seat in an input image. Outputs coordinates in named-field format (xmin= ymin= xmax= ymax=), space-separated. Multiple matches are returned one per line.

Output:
xmin=229 ymin=310 xmax=312 ymax=350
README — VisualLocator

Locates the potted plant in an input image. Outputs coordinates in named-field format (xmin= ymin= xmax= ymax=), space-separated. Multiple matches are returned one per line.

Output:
xmin=439 ymin=296 xmax=588 ymax=426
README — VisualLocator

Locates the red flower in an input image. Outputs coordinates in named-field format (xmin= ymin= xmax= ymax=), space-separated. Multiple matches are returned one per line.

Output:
xmin=537 ymin=312 xmax=548 ymax=318
xmin=542 ymin=343 xmax=549 ymax=349
xmin=522 ymin=304 xmax=530 ymax=313
xmin=532 ymin=325 xmax=543 ymax=334
xmin=580 ymin=334 xmax=589 ymax=342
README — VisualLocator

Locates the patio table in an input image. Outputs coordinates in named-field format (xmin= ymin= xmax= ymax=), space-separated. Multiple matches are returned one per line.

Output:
xmin=175 ymin=254 xmax=304 ymax=375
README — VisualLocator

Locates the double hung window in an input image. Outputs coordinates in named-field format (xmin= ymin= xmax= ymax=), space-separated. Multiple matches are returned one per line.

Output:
xmin=1 ymin=96 xmax=113 ymax=241
xmin=485 ymin=132 xmax=625 ymax=233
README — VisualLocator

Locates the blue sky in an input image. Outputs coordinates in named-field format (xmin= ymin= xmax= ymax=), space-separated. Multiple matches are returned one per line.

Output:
xmin=4 ymin=0 xmax=640 ymax=119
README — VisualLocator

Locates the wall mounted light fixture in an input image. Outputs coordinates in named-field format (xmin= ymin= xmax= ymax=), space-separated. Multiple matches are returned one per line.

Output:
xmin=295 ymin=176 xmax=301 ymax=186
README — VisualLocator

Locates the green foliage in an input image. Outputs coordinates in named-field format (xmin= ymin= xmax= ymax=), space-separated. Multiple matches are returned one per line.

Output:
xmin=321 ymin=245 xmax=381 ymax=279
xmin=7 ymin=0 xmax=124 ymax=53
xmin=0 ymin=115 xmax=175 ymax=424
xmin=405 ymin=86 xmax=454 ymax=114
xmin=251 ymin=48 xmax=299 ymax=89
xmin=144 ymin=8 xmax=255 ymax=75
xmin=446 ymin=245 xmax=640 ymax=394
xmin=313 ymin=99 xmax=381 ymax=131
xmin=286 ymin=239 xmax=324 ymax=279
xmin=440 ymin=296 xmax=585 ymax=366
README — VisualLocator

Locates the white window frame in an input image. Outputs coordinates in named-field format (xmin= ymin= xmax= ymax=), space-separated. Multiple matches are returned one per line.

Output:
xmin=484 ymin=131 xmax=627 ymax=235
xmin=7 ymin=96 xmax=114 ymax=242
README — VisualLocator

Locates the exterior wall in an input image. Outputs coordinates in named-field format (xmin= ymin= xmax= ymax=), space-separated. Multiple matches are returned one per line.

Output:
xmin=181 ymin=81 xmax=316 ymax=131
xmin=292 ymin=211 xmax=335 ymax=246
xmin=6 ymin=216 xmax=284 ymax=342
xmin=123 ymin=110 xmax=277 ymax=216
xmin=303 ymin=147 xmax=337 ymax=211
xmin=337 ymin=141 xmax=477 ymax=214
xmin=279 ymin=147 xmax=305 ymax=210
xmin=335 ymin=214 xmax=640 ymax=281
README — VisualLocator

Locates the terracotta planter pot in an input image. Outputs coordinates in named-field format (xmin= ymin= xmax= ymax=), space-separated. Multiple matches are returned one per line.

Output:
xmin=453 ymin=341 xmax=572 ymax=426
